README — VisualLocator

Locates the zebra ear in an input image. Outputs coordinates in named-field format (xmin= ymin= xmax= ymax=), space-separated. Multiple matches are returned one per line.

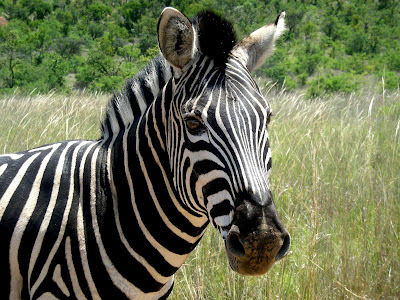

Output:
xmin=158 ymin=7 xmax=195 ymax=70
xmin=232 ymin=12 xmax=286 ymax=72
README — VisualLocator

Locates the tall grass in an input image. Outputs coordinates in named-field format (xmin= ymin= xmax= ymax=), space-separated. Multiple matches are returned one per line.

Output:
xmin=0 ymin=88 xmax=398 ymax=299
xmin=0 ymin=91 xmax=108 ymax=153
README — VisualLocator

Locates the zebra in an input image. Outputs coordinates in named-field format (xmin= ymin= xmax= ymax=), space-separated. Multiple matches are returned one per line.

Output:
xmin=0 ymin=7 xmax=290 ymax=299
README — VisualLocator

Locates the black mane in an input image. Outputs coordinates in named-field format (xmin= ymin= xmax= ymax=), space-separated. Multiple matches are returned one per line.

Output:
xmin=192 ymin=10 xmax=237 ymax=66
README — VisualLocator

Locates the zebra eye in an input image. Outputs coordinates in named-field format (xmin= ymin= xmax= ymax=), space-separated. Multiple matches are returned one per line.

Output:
xmin=185 ymin=118 xmax=203 ymax=134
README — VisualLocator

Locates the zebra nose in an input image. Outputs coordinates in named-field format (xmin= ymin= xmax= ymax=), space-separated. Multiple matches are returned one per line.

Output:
xmin=226 ymin=224 xmax=286 ymax=260
xmin=226 ymin=225 xmax=246 ymax=258
xmin=225 ymin=220 xmax=289 ymax=275
xmin=275 ymin=232 xmax=291 ymax=260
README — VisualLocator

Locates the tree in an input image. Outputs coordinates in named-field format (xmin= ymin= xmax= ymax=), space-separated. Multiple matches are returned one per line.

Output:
xmin=29 ymin=19 xmax=62 ymax=64
xmin=0 ymin=23 xmax=30 ymax=88
xmin=118 ymin=0 xmax=142 ymax=30
xmin=88 ymin=1 xmax=112 ymax=21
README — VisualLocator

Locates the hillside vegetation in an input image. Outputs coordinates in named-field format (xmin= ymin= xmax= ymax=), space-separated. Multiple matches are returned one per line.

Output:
xmin=0 ymin=87 xmax=399 ymax=299
xmin=0 ymin=0 xmax=399 ymax=96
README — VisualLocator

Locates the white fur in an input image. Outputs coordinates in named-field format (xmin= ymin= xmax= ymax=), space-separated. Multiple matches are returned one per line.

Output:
xmin=232 ymin=12 xmax=286 ymax=72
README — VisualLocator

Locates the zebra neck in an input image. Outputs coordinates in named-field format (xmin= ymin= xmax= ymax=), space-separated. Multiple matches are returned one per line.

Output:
xmin=100 ymin=56 xmax=208 ymax=279
xmin=98 ymin=104 xmax=208 ymax=289
xmin=105 ymin=89 xmax=209 ymax=239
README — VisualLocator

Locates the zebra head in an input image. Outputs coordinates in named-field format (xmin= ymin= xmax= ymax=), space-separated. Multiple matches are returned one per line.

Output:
xmin=158 ymin=8 xmax=290 ymax=275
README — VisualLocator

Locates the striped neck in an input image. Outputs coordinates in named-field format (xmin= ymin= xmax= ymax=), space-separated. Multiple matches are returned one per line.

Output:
xmin=101 ymin=73 xmax=209 ymax=285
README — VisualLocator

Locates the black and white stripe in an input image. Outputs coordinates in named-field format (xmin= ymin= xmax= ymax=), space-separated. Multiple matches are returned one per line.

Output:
xmin=0 ymin=8 xmax=289 ymax=299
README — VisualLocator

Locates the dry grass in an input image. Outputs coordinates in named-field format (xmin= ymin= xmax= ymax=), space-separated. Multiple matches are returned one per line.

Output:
xmin=0 ymin=91 xmax=108 ymax=153
xmin=0 ymin=88 xmax=399 ymax=299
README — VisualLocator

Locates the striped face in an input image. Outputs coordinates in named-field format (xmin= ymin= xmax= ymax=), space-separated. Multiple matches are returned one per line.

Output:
xmin=170 ymin=56 xmax=271 ymax=235
xmin=159 ymin=8 xmax=290 ymax=276
xmin=166 ymin=55 xmax=289 ymax=275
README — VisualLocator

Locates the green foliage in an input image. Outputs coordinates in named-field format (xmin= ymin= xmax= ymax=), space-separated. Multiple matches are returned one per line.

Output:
xmin=0 ymin=21 xmax=31 ymax=89
xmin=258 ymin=47 xmax=297 ymax=90
xmin=0 ymin=0 xmax=399 ymax=94
xmin=294 ymin=42 xmax=323 ymax=77
xmin=345 ymin=29 xmax=370 ymax=55
xmin=88 ymin=1 xmax=111 ymax=21
xmin=306 ymin=73 xmax=360 ymax=98
xmin=118 ymin=0 xmax=143 ymax=30
xmin=381 ymin=71 xmax=400 ymax=91
xmin=385 ymin=43 xmax=400 ymax=71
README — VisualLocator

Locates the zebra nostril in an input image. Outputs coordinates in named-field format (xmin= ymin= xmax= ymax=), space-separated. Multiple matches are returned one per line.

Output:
xmin=275 ymin=233 xmax=291 ymax=260
xmin=226 ymin=231 xmax=246 ymax=258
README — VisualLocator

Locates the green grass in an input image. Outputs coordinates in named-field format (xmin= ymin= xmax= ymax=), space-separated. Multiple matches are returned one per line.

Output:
xmin=0 ymin=88 xmax=399 ymax=299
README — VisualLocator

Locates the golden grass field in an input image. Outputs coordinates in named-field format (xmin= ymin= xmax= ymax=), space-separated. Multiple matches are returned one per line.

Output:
xmin=1 ymin=86 xmax=399 ymax=299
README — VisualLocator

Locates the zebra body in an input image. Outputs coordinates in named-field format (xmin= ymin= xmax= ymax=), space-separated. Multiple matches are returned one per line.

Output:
xmin=0 ymin=8 xmax=290 ymax=299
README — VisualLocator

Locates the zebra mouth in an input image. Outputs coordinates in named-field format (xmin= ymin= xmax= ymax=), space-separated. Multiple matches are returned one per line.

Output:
xmin=224 ymin=224 xmax=290 ymax=275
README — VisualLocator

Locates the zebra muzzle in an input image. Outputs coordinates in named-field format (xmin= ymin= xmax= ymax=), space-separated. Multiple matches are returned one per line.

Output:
xmin=224 ymin=201 xmax=290 ymax=275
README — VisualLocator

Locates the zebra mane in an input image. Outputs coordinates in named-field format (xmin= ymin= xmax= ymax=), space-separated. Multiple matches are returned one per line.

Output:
xmin=100 ymin=10 xmax=237 ymax=139
xmin=193 ymin=10 xmax=237 ymax=66
xmin=100 ymin=55 xmax=172 ymax=139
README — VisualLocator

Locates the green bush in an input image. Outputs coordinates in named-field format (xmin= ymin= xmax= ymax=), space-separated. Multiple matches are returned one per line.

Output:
xmin=307 ymin=73 xmax=360 ymax=98
xmin=259 ymin=47 xmax=297 ymax=90
xmin=88 ymin=2 xmax=112 ymax=22
xmin=92 ymin=75 xmax=125 ymax=92
xmin=385 ymin=45 xmax=400 ymax=72
xmin=381 ymin=71 xmax=400 ymax=91
xmin=294 ymin=42 xmax=323 ymax=77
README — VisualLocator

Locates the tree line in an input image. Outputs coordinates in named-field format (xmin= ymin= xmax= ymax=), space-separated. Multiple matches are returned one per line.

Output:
xmin=0 ymin=0 xmax=399 ymax=96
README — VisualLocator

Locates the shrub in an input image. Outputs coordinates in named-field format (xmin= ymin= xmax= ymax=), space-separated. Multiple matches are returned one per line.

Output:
xmin=88 ymin=2 xmax=112 ymax=22
xmin=381 ymin=71 xmax=400 ymax=91
xmin=385 ymin=46 xmax=400 ymax=72
xmin=307 ymin=73 xmax=359 ymax=98
xmin=259 ymin=48 xmax=296 ymax=89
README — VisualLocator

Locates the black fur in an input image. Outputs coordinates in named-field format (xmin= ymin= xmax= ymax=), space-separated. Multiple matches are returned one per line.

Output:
xmin=192 ymin=11 xmax=237 ymax=66
xmin=274 ymin=14 xmax=280 ymax=25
